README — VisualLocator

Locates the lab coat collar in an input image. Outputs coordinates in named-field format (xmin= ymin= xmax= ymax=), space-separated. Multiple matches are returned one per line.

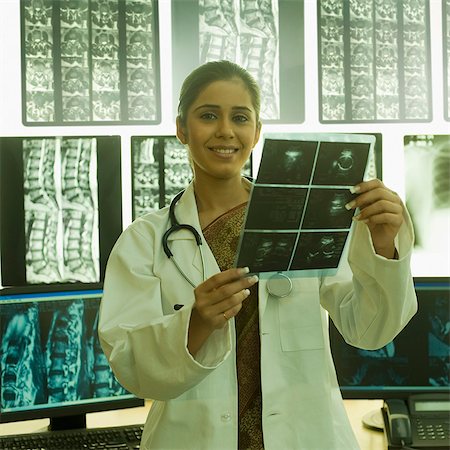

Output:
xmin=166 ymin=180 xmax=270 ymax=315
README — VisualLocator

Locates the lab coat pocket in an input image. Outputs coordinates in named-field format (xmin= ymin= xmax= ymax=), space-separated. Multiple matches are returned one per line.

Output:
xmin=280 ymin=325 xmax=325 ymax=351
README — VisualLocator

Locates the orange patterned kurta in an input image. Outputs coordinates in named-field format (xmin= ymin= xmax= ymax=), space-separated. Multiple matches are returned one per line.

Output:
xmin=203 ymin=203 xmax=264 ymax=450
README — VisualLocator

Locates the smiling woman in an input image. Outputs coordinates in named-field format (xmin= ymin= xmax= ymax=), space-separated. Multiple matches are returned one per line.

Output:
xmin=98 ymin=60 xmax=417 ymax=450
xmin=176 ymin=78 xmax=260 ymax=200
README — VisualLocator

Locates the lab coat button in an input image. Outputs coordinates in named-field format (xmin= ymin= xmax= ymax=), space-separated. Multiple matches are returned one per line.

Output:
xmin=221 ymin=412 xmax=232 ymax=422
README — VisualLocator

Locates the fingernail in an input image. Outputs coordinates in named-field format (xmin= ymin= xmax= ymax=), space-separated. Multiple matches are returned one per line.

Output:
xmin=349 ymin=185 xmax=360 ymax=194
xmin=249 ymin=275 xmax=259 ymax=283
xmin=345 ymin=200 xmax=355 ymax=210
xmin=239 ymin=267 xmax=250 ymax=275
xmin=243 ymin=289 xmax=250 ymax=296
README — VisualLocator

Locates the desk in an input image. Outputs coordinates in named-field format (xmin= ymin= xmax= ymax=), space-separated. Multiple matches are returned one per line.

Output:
xmin=1 ymin=399 xmax=386 ymax=449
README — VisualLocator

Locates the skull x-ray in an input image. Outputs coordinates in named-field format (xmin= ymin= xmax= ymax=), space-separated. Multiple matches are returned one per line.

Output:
xmin=21 ymin=0 xmax=160 ymax=125
xmin=318 ymin=0 xmax=431 ymax=123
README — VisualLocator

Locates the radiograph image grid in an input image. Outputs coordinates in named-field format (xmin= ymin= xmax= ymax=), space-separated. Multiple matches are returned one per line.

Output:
xmin=237 ymin=138 xmax=369 ymax=273
xmin=319 ymin=0 xmax=431 ymax=122
xmin=0 ymin=297 xmax=128 ymax=411
xmin=199 ymin=0 xmax=280 ymax=120
xmin=23 ymin=138 xmax=100 ymax=284
xmin=22 ymin=0 xmax=159 ymax=124
xmin=404 ymin=135 xmax=450 ymax=264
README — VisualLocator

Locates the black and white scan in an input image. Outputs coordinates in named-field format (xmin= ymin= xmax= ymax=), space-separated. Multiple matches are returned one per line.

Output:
xmin=319 ymin=0 xmax=431 ymax=123
xmin=23 ymin=137 xmax=100 ymax=284
xmin=199 ymin=0 xmax=280 ymax=120
xmin=256 ymin=140 xmax=317 ymax=185
xmin=404 ymin=135 xmax=450 ymax=275
xmin=132 ymin=137 xmax=192 ymax=219
xmin=245 ymin=187 xmax=307 ymax=230
xmin=236 ymin=232 xmax=297 ymax=273
xmin=0 ymin=297 xmax=127 ymax=411
xmin=22 ymin=0 xmax=159 ymax=124
xmin=235 ymin=135 xmax=372 ymax=274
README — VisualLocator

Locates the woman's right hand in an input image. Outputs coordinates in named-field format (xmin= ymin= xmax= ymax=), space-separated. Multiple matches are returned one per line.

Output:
xmin=187 ymin=267 xmax=258 ymax=355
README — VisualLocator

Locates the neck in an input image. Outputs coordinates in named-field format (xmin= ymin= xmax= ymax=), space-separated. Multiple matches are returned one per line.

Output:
xmin=193 ymin=175 xmax=251 ymax=228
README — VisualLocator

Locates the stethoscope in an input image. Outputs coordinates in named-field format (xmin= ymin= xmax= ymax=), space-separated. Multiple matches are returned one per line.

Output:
xmin=162 ymin=189 xmax=293 ymax=301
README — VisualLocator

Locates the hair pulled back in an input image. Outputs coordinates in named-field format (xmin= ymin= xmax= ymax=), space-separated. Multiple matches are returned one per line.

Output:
xmin=177 ymin=60 xmax=261 ymax=125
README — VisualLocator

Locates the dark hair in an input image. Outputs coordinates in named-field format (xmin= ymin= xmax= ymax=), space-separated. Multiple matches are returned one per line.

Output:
xmin=177 ymin=60 xmax=261 ymax=125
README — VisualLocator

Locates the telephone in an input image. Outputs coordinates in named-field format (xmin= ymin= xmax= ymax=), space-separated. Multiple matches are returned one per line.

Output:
xmin=382 ymin=393 xmax=450 ymax=449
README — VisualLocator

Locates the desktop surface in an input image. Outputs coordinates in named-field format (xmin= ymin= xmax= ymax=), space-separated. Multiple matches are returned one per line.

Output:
xmin=1 ymin=400 xmax=385 ymax=449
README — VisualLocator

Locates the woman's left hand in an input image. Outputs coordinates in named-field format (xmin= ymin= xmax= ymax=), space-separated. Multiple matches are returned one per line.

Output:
xmin=346 ymin=179 xmax=404 ymax=259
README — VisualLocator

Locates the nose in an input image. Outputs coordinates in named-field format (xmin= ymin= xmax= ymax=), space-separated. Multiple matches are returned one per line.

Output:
xmin=215 ymin=117 xmax=235 ymax=138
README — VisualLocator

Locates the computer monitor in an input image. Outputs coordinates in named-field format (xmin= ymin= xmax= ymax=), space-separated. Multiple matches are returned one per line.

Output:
xmin=330 ymin=277 xmax=450 ymax=399
xmin=0 ymin=284 xmax=144 ymax=431
xmin=329 ymin=277 xmax=450 ymax=426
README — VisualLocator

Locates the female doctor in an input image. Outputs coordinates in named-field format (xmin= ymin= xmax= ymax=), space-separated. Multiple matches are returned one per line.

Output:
xmin=98 ymin=60 xmax=417 ymax=450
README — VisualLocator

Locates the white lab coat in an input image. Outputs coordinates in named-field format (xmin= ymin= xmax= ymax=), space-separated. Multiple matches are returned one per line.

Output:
xmin=98 ymin=182 xmax=417 ymax=450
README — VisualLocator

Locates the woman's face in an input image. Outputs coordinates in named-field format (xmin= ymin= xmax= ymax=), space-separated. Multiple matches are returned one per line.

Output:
xmin=176 ymin=78 xmax=260 ymax=182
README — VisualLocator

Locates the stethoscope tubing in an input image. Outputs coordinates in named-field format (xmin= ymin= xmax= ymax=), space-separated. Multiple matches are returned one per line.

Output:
xmin=163 ymin=189 xmax=293 ymax=299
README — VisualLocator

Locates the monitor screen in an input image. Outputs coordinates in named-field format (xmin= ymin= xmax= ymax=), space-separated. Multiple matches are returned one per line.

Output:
xmin=330 ymin=277 xmax=450 ymax=400
xmin=0 ymin=285 xmax=143 ymax=430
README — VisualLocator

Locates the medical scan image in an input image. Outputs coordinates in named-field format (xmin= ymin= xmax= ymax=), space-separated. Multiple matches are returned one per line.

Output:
xmin=235 ymin=136 xmax=371 ymax=273
xmin=404 ymin=135 xmax=450 ymax=275
xmin=132 ymin=137 xmax=192 ymax=219
xmin=199 ymin=0 xmax=280 ymax=120
xmin=319 ymin=0 xmax=431 ymax=123
xmin=331 ymin=288 xmax=450 ymax=389
xmin=23 ymin=137 xmax=100 ymax=284
xmin=237 ymin=232 xmax=298 ymax=273
xmin=291 ymin=231 xmax=348 ymax=270
xmin=245 ymin=187 xmax=307 ymax=230
xmin=22 ymin=0 xmax=159 ymax=124
xmin=0 ymin=296 xmax=127 ymax=410
xmin=256 ymin=139 xmax=317 ymax=185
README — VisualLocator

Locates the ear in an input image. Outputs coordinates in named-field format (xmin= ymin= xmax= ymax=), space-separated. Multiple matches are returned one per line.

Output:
xmin=252 ymin=121 xmax=262 ymax=148
xmin=176 ymin=116 xmax=188 ymax=145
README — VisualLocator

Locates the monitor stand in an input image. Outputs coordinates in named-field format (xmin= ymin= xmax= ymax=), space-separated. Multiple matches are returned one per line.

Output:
xmin=48 ymin=414 xmax=87 ymax=431
xmin=362 ymin=408 xmax=384 ymax=431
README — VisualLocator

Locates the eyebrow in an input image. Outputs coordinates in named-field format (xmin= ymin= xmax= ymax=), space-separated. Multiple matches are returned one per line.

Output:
xmin=193 ymin=104 xmax=254 ymax=113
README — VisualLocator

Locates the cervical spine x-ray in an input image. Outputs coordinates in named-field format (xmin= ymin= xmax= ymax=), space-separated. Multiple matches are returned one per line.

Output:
xmin=23 ymin=137 xmax=100 ymax=284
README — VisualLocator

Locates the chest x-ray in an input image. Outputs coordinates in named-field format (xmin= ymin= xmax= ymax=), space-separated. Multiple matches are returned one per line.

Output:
xmin=405 ymin=135 xmax=450 ymax=275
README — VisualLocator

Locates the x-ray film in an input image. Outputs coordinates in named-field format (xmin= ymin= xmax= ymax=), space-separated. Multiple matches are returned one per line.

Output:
xmin=318 ymin=0 xmax=432 ymax=123
xmin=21 ymin=0 xmax=160 ymax=125
xmin=235 ymin=133 xmax=374 ymax=276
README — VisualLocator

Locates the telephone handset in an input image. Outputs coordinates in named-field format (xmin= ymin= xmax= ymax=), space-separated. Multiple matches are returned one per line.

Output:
xmin=382 ymin=393 xmax=450 ymax=449
xmin=384 ymin=399 xmax=412 ymax=446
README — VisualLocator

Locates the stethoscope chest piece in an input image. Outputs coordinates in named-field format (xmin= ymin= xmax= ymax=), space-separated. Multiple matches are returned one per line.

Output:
xmin=266 ymin=272 xmax=292 ymax=298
